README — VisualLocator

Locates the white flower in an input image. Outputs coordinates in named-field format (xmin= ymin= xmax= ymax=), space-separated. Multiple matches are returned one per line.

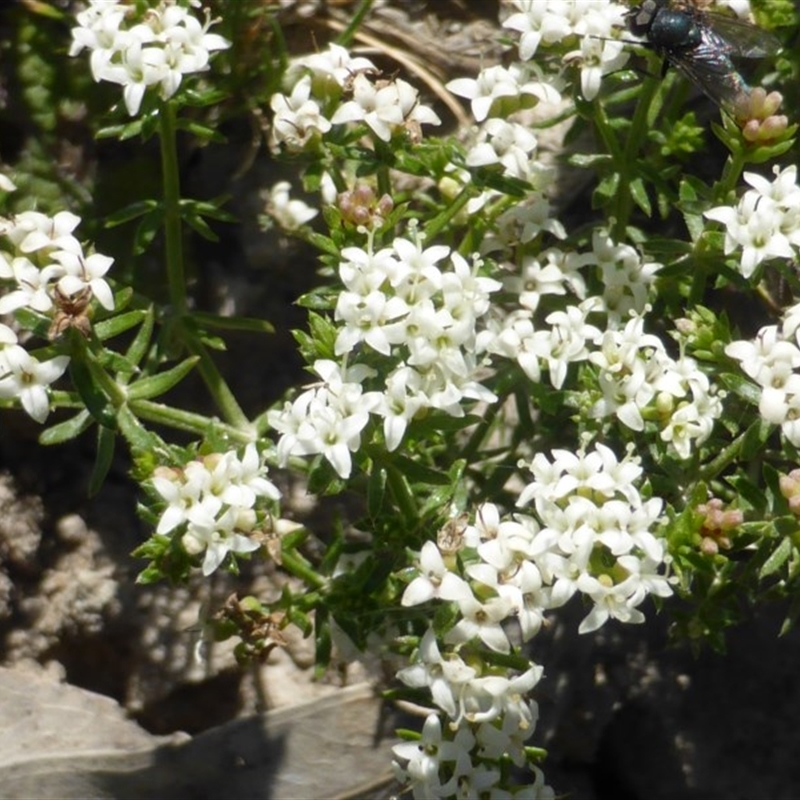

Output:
xmin=576 ymin=573 xmax=645 ymax=633
xmin=396 ymin=627 xmax=477 ymax=719
xmin=392 ymin=714 xmax=472 ymax=799
xmin=182 ymin=503 xmax=260 ymax=576
xmin=444 ymin=585 xmax=514 ymax=654
xmin=373 ymin=365 xmax=426 ymax=451
xmin=705 ymin=192 xmax=794 ymax=279
xmin=0 ymin=345 xmax=69 ymax=423
xmin=567 ymin=35 xmax=628 ymax=101
xmin=6 ymin=210 xmax=81 ymax=254
xmin=288 ymin=43 xmax=376 ymax=90
xmin=465 ymin=119 xmax=538 ymax=180
xmin=50 ymin=248 xmax=115 ymax=310
xmin=402 ymin=541 xmax=471 ymax=606
xmin=331 ymin=74 xmax=439 ymax=142
xmin=0 ymin=173 xmax=16 ymax=193
xmin=447 ymin=64 xmax=560 ymax=123
xmin=270 ymin=75 xmax=332 ymax=150
xmin=265 ymin=181 xmax=318 ymax=229
xmin=0 ymin=256 xmax=63 ymax=314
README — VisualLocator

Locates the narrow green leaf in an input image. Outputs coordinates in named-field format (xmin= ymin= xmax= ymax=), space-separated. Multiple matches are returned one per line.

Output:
xmin=180 ymin=120 xmax=227 ymax=142
xmin=183 ymin=211 xmax=219 ymax=242
xmin=69 ymin=358 xmax=116 ymax=427
xmin=740 ymin=417 xmax=773 ymax=461
xmin=302 ymin=230 xmax=342 ymax=257
xmin=390 ymin=456 xmax=450 ymax=486
xmin=94 ymin=310 xmax=149 ymax=341
xmin=40 ymin=409 xmax=93 ymax=445
xmin=190 ymin=311 xmax=275 ymax=335
xmin=127 ymin=356 xmax=200 ymax=400
xmin=105 ymin=200 xmax=159 ymax=228
xmin=116 ymin=404 xmax=163 ymax=452
xmin=133 ymin=209 xmax=164 ymax=255
xmin=89 ymin=425 xmax=116 ymax=496
xmin=123 ymin=306 xmax=156 ymax=374
xmin=720 ymin=373 xmax=763 ymax=406
xmin=760 ymin=535 xmax=793 ymax=579
xmin=367 ymin=465 xmax=387 ymax=519
xmin=629 ymin=176 xmax=652 ymax=216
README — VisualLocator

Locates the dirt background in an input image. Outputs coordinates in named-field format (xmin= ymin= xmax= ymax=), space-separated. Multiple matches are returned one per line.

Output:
xmin=1 ymin=1 xmax=799 ymax=798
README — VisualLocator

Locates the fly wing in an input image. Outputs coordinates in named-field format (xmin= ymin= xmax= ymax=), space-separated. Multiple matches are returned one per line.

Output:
xmin=666 ymin=34 xmax=750 ymax=110
xmin=701 ymin=10 xmax=781 ymax=58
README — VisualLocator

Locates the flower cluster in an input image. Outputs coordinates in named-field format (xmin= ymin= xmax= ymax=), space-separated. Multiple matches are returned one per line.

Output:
xmin=270 ymin=43 xmax=441 ymax=151
xmin=69 ymin=0 xmax=229 ymax=116
xmin=0 ymin=191 xmax=116 ymax=422
xmin=150 ymin=443 xmax=281 ymax=576
xmin=393 ymin=443 xmax=671 ymax=797
xmin=589 ymin=313 xmax=723 ymax=459
xmin=704 ymin=165 xmax=800 ymax=279
xmin=450 ymin=0 xmax=628 ymax=106
xmin=0 ymin=209 xmax=115 ymax=316
xmin=268 ymin=236 xmax=500 ymax=477
xmin=726 ymin=300 xmax=800 ymax=447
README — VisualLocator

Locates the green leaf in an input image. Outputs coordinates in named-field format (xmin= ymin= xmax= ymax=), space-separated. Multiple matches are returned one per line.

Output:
xmin=389 ymin=455 xmax=450 ymax=486
xmin=720 ymin=373 xmax=763 ymax=406
xmin=105 ymin=199 xmax=159 ymax=228
xmin=760 ymin=535 xmax=793 ymax=579
xmin=127 ymin=357 xmax=200 ymax=400
xmin=725 ymin=472 xmax=768 ymax=514
xmin=68 ymin=357 xmax=116 ymax=427
xmin=183 ymin=209 xmax=219 ymax=241
xmin=629 ymin=176 xmax=652 ymax=216
xmin=116 ymin=404 xmax=163 ymax=452
xmin=367 ymin=465 xmax=387 ymax=519
xmin=96 ymin=349 xmax=140 ymax=376
xmin=122 ymin=307 xmax=156 ymax=375
xmin=740 ymin=417 xmax=773 ymax=461
xmin=302 ymin=230 xmax=341 ymax=257
xmin=40 ymin=409 xmax=93 ymax=445
xmin=180 ymin=197 xmax=236 ymax=223
xmin=190 ymin=311 xmax=275 ymax=335
xmin=133 ymin=208 xmax=164 ymax=255
xmin=567 ymin=153 xmax=613 ymax=168
xmin=93 ymin=310 xmax=149 ymax=342
xmin=89 ymin=425 xmax=115 ymax=496
xmin=97 ymin=118 xmax=144 ymax=140
xmin=593 ymin=172 xmax=620 ymax=205
xmin=178 ymin=120 xmax=227 ymax=142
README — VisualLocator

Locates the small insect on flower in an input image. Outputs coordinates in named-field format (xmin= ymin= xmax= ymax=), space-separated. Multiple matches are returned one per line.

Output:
xmin=627 ymin=0 xmax=781 ymax=112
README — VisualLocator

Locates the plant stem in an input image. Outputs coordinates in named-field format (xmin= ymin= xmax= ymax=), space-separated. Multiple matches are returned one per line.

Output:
xmin=611 ymin=71 xmax=660 ymax=241
xmin=158 ymin=101 xmax=249 ymax=429
xmin=158 ymin=101 xmax=187 ymax=316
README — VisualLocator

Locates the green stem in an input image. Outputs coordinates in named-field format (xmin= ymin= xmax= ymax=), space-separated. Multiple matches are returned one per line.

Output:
xmin=158 ymin=102 xmax=187 ymax=315
xmin=334 ymin=0 xmax=375 ymax=47
xmin=611 ymin=71 xmax=661 ymax=241
xmin=185 ymin=334 xmax=251 ymax=429
xmin=716 ymin=147 xmax=747 ymax=202
xmin=158 ymin=101 xmax=249 ymax=428
xmin=425 ymin=185 xmax=473 ymax=241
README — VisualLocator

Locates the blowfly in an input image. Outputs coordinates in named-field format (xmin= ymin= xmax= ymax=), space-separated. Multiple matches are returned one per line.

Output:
xmin=626 ymin=0 xmax=780 ymax=111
